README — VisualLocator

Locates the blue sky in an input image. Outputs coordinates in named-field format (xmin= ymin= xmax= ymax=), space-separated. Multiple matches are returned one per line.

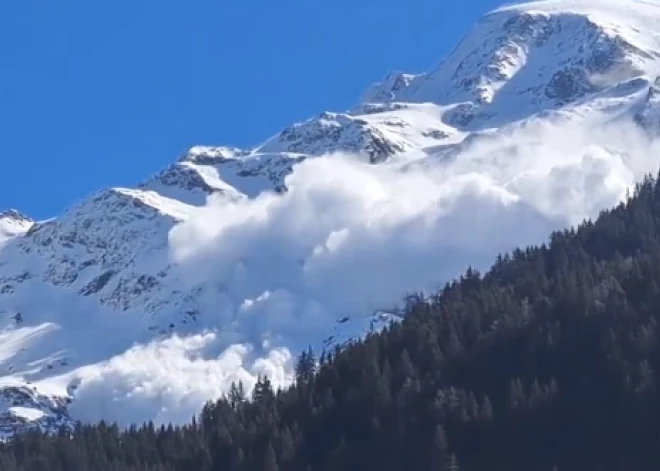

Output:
xmin=0 ymin=0 xmax=503 ymax=219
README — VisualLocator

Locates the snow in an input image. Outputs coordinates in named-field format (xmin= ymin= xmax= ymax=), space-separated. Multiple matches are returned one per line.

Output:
xmin=366 ymin=0 xmax=660 ymax=129
xmin=8 ymin=407 xmax=45 ymax=422
xmin=2 ymin=0 xmax=660 ymax=436
xmin=497 ymin=0 xmax=660 ymax=17
xmin=0 ymin=211 xmax=33 ymax=247
xmin=0 ymin=376 xmax=71 ymax=440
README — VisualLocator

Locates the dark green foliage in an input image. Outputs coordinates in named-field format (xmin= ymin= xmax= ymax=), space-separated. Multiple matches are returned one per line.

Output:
xmin=6 ymin=174 xmax=660 ymax=470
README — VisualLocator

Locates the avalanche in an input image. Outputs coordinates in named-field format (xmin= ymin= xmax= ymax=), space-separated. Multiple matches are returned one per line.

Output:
xmin=2 ymin=0 xmax=660 ymax=436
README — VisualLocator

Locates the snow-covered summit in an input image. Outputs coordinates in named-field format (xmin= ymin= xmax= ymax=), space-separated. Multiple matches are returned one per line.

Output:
xmin=364 ymin=0 xmax=660 ymax=129
xmin=0 ymin=211 xmax=33 ymax=246
xmin=3 ymin=0 xmax=660 ymax=438
xmin=495 ymin=0 xmax=660 ymax=18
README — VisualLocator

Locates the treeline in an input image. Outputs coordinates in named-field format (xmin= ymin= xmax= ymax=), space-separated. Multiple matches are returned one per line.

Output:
xmin=5 ymin=174 xmax=660 ymax=470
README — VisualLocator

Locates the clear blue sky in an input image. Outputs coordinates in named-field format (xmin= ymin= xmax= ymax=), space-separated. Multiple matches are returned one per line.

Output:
xmin=0 ymin=0 xmax=502 ymax=220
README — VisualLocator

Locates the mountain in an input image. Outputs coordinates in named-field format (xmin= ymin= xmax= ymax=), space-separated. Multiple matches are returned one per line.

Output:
xmin=5 ymin=90 xmax=660 ymax=471
xmin=0 ymin=211 xmax=32 ymax=246
xmin=3 ymin=0 xmax=660 ymax=436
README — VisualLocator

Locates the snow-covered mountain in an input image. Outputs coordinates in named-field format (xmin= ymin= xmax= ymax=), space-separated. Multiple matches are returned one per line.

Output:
xmin=4 ymin=0 xmax=660 ymax=437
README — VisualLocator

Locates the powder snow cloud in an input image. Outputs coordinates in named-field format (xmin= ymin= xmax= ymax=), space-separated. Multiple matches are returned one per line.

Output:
xmin=52 ymin=115 xmax=660 ymax=428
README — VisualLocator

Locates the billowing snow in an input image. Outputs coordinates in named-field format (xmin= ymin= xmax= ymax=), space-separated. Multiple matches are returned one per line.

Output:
xmin=2 ymin=0 xmax=660 ymax=435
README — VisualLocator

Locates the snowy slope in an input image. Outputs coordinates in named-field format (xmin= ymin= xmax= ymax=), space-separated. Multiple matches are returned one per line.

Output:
xmin=3 ymin=0 xmax=660 ymax=436
xmin=0 ymin=211 xmax=33 ymax=247
xmin=363 ymin=0 xmax=660 ymax=127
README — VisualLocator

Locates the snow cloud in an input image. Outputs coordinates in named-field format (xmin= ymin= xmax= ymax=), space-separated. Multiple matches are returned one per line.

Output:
xmin=63 ymin=114 xmax=660 ymax=428
xmin=169 ymin=117 xmax=658 ymax=331
xmin=68 ymin=334 xmax=294 ymax=427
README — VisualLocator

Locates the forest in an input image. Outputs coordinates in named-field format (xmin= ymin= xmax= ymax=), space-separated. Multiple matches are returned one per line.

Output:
xmin=4 ymin=173 xmax=660 ymax=470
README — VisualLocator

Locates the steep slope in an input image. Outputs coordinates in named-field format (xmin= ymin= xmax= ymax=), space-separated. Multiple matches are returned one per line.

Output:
xmin=3 ymin=0 xmax=660 ymax=436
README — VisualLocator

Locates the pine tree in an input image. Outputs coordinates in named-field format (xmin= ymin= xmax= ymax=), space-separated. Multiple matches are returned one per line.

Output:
xmin=445 ymin=454 xmax=460 ymax=471
xmin=279 ymin=426 xmax=295 ymax=464
xmin=295 ymin=346 xmax=317 ymax=385
xmin=430 ymin=424 xmax=448 ymax=470
xmin=228 ymin=381 xmax=246 ymax=408
xmin=263 ymin=442 xmax=278 ymax=471
xmin=479 ymin=396 xmax=493 ymax=420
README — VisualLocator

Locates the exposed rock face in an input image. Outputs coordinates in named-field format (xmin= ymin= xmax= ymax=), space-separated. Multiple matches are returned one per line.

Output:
xmin=0 ymin=385 xmax=74 ymax=440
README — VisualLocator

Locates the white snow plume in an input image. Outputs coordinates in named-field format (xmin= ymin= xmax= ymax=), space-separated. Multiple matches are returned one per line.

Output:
xmin=22 ymin=115 xmax=660 ymax=431
xmin=151 ymin=115 xmax=659 ymax=417
xmin=170 ymin=117 xmax=660 ymax=320
xmin=67 ymin=335 xmax=294 ymax=428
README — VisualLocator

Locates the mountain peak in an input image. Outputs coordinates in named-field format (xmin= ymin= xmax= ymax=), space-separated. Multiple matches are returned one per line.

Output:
xmin=360 ymin=71 xmax=418 ymax=105
xmin=0 ymin=210 xmax=31 ymax=223
xmin=494 ymin=0 xmax=660 ymax=16
xmin=178 ymin=146 xmax=248 ymax=165
xmin=358 ymin=0 xmax=660 ymax=130
xmin=0 ymin=210 xmax=33 ymax=244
